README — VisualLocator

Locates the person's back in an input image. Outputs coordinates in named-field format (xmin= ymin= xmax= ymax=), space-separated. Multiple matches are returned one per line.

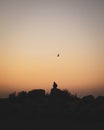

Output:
xmin=53 ymin=82 xmax=57 ymax=89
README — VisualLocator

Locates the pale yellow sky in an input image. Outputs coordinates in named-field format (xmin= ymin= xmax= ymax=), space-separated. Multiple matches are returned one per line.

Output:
xmin=0 ymin=0 xmax=104 ymax=97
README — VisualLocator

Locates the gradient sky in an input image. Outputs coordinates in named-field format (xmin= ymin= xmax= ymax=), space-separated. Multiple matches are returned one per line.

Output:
xmin=0 ymin=0 xmax=104 ymax=97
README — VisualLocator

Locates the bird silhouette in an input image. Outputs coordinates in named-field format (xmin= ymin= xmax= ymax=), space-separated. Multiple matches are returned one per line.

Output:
xmin=57 ymin=54 xmax=60 ymax=57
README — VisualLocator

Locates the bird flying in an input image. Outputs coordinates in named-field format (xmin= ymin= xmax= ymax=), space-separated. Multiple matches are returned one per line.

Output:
xmin=57 ymin=54 xmax=60 ymax=57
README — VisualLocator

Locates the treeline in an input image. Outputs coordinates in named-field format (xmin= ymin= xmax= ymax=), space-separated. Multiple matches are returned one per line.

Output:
xmin=0 ymin=82 xmax=104 ymax=120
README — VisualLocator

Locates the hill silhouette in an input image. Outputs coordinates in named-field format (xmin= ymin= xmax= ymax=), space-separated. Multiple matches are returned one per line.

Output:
xmin=0 ymin=82 xmax=104 ymax=129
xmin=0 ymin=82 xmax=104 ymax=120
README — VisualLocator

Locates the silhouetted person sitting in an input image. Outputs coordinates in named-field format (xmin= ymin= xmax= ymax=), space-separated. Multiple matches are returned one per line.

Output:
xmin=53 ymin=82 xmax=58 ymax=89
xmin=50 ymin=82 xmax=62 ymax=96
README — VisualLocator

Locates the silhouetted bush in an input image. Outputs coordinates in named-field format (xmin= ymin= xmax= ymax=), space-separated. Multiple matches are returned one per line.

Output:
xmin=9 ymin=92 xmax=16 ymax=99
xmin=18 ymin=91 xmax=27 ymax=98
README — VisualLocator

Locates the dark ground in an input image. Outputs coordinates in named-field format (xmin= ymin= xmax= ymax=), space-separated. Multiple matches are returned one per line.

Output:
xmin=0 ymin=85 xmax=104 ymax=130
xmin=0 ymin=119 xmax=104 ymax=130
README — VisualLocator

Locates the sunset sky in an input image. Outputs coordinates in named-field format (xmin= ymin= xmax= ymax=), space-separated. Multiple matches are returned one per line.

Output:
xmin=0 ymin=0 xmax=104 ymax=97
